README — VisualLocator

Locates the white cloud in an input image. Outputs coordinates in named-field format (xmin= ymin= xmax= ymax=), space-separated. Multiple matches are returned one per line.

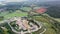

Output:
xmin=5 ymin=0 xmax=27 ymax=2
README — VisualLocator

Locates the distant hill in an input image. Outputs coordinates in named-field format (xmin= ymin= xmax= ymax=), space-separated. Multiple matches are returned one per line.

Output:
xmin=41 ymin=1 xmax=60 ymax=18
xmin=46 ymin=6 xmax=60 ymax=18
xmin=0 ymin=1 xmax=60 ymax=18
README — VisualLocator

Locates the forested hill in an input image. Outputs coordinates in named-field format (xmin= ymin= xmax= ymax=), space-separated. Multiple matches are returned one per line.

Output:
xmin=46 ymin=6 xmax=60 ymax=18
xmin=0 ymin=1 xmax=60 ymax=18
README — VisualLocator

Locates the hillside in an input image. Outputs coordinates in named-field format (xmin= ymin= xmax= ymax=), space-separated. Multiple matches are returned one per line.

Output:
xmin=33 ymin=14 xmax=60 ymax=34
xmin=0 ymin=1 xmax=60 ymax=34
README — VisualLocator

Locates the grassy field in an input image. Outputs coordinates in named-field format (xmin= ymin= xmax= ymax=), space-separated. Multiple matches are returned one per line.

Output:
xmin=20 ymin=7 xmax=31 ymax=11
xmin=4 ymin=10 xmax=28 ymax=19
xmin=0 ymin=7 xmax=31 ymax=19
xmin=54 ymin=18 xmax=60 ymax=22
xmin=0 ymin=11 xmax=9 ymax=16
xmin=0 ymin=10 xmax=28 ymax=19
xmin=33 ymin=16 xmax=56 ymax=34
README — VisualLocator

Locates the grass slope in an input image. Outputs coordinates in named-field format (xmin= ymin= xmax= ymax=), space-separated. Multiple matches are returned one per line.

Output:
xmin=33 ymin=16 xmax=56 ymax=34
xmin=0 ymin=10 xmax=28 ymax=19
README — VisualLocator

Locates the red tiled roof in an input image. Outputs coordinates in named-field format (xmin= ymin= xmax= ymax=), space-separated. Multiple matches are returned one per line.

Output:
xmin=36 ymin=8 xmax=47 ymax=14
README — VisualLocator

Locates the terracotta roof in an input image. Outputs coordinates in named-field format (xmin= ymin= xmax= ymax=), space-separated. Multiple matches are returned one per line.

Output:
xmin=36 ymin=8 xmax=47 ymax=14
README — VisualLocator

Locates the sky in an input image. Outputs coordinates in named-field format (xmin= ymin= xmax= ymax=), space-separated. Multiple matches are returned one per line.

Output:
xmin=0 ymin=0 xmax=59 ymax=2
xmin=0 ymin=0 xmax=28 ymax=4
xmin=0 ymin=0 xmax=28 ymax=2
xmin=0 ymin=0 xmax=59 ymax=5
xmin=0 ymin=0 xmax=60 ymax=3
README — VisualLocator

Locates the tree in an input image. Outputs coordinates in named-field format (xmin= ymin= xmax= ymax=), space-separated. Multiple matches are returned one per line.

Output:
xmin=46 ymin=6 xmax=60 ymax=18
xmin=0 ymin=16 xmax=4 ymax=21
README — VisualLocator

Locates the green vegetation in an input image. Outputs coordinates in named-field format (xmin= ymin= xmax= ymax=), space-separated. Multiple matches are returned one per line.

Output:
xmin=0 ymin=7 xmax=60 ymax=34
xmin=20 ymin=7 xmax=31 ymax=11
xmin=33 ymin=16 xmax=56 ymax=34
xmin=54 ymin=18 xmax=60 ymax=22
xmin=0 ymin=10 xmax=28 ymax=19
xmin=33 ymin=14 xmax=60 ymax=34
xmin=0 ymin=16 xmax=4 ymax=21
xmin=46 ymin=6 xmax=60 ymax=18
xmin=4 ymin=10 xmax=28 ymax=19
